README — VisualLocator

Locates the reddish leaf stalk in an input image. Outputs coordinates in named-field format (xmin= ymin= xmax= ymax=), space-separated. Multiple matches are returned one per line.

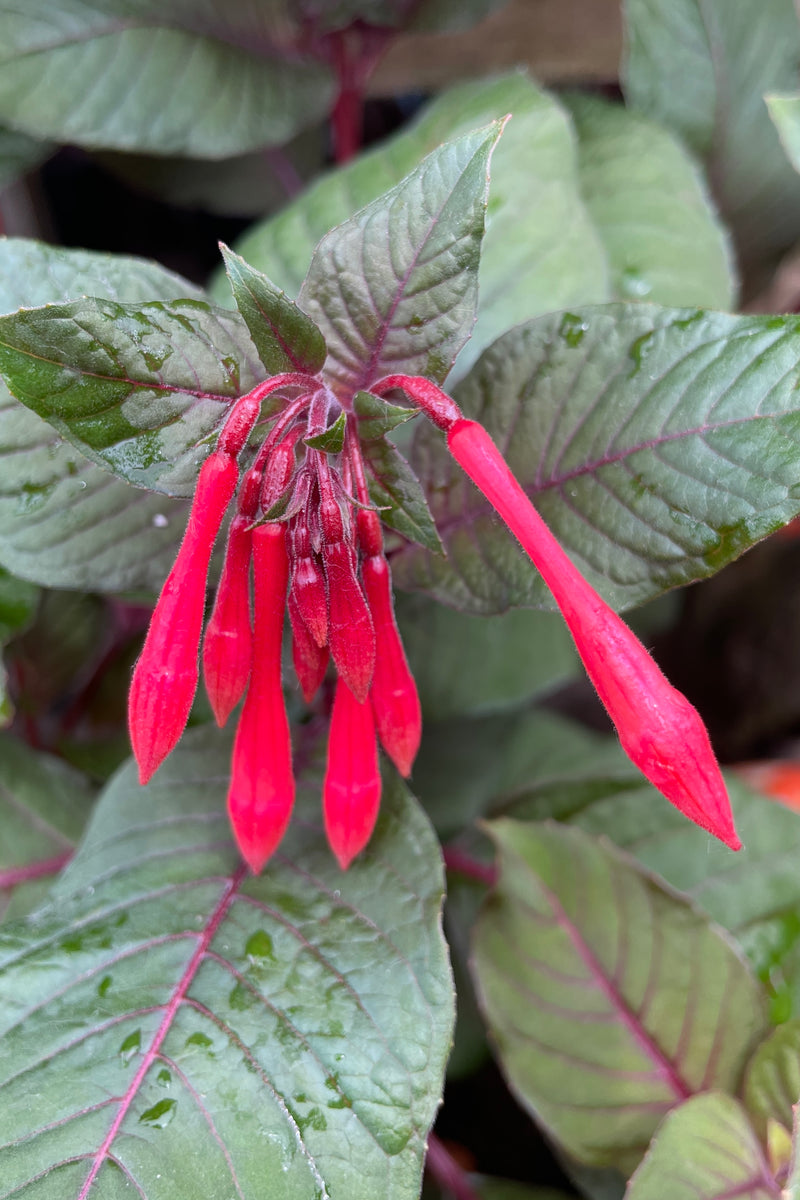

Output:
xmin=128 ymin=451 xmax=238 ymax=784
xmin=227 ymin=523 xmax=294 ymax=873
xmin=324 ymin=676 xmax=381 ymax=869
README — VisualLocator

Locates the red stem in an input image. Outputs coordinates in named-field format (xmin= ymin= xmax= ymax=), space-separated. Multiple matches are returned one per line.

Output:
xmin=0 ymin=851 xmax=72 ymax=890
xmin=442 ymin=847 xmax=497 ymax=887
xmin=425 ymin=1135 xmax=483 ymax=1200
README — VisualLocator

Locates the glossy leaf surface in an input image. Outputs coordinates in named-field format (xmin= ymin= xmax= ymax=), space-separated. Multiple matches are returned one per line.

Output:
xmin=300 ymin=123 xmax=502 ymax=395
xmin=625 ymin=1093 xmax=778 ymax=1199
xmin=0 ymin=241 xmax=202 ymax=590
xmin=394 ymin=306 xmax=800 ymax=613
xmin=0 ymin=732 xmax=454 ymax=1199
xmin=472 ymin=820 xmax=767 ymax=1169
xmin=0 ymin=297 xmax=263 ymax=497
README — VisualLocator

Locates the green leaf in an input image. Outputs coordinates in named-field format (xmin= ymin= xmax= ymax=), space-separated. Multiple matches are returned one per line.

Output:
xmin=364 ymin=437 xmax=444 ymax=555
xmin=396 ymin=594 xmax=578 ymax=722
xmin=304 ymin=410 xmax=347 ymax=454
xmin=0 ymin=1 xmax=332 ymax=156
xmin=0 ymin=240 xmax=204 ymax=590
xmin=220 ymin=74 xmax=609 ymax=382
xmin=625 ymin=1093 xmax=778 ymax=1200
xmin=0 ymin=566 xmax=39 ymax=727
xmin=0 ymin=126 xmax=51 ymax=187
xmin=393 ymin=305 xmax=800 ymax=614
xmin=0 ymin=296 xmax=264 ymax=497
xmin=414 ymin=710 xmax=626 ymax=841
xmin=744 ymin=1019 xmax=800 ymax=1136
xmin=622 ymin=0 xmax=800 ymax=272
xmin=767 ymin=93 xmax=800 ymax=174
xmin=472 ymin=821 xmax=768 ymax=1170
xmin=299 ymin=123 xmax=502 ymax=396
xmin=565 ymin=93 xmax=736 ymax=309
xmin=220 ymin=244 xmax=326 ymax=376
xmin=489 ymin=714 xmax=800 ymax=1024
xmin=0 ymin=733 xmax=94 ymax=925
xmin=0 ymin=730 xmax=454 ymax=1198
xmin=0 ymin=566 xmax=38 ymax=644
xmin=353 ymin=391 xmax=415 ymax=441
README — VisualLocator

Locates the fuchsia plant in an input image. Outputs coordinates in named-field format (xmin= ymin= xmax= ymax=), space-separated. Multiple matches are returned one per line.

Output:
xmin=6 ymin=68 xmax=800 ymax=1195
xmin=128 ymin=359 xmax=740 ymax=871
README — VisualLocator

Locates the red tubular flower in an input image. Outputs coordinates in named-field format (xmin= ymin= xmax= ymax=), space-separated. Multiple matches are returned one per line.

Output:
xmin=322 ymin=539 xmax=375 ymax=702
xmin=446 ymin=417 xmax=740 ymax=851
xmin=323 ymin=677 xmax=382 ymax=870
xmin=357 ymin=509 xmax=421 ymax=777
xmin=289 ymin=518 xmax=328 ymax=647
xmin=288 ymin=590 xmax=330 ymax=702
xmin=202 ymin=514 xmax=253 ymax=727
xmin=128 ymin=450 xmax=239 ymax=784
xmin=227 ymin=522 xmax=295 ymax=873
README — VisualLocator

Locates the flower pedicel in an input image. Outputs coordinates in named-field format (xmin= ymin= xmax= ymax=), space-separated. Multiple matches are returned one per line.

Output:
xmin=129 ymin=369 xmax=741 ymax=872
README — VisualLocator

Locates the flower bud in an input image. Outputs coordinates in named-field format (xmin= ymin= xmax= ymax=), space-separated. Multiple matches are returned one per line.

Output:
xmin=324 ymin=677 xmax=381 ymax=869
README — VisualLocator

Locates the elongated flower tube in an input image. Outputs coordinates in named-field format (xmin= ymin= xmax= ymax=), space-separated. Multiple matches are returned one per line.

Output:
xmin=324 ymin=677 xmax=382 ymax=869
xmin=446 ymin=417 xmax=740 ymax=850
xmin=227 ymin=522 xmax=295 ymax=873
xmin=128 ymin=450 xmax=239 ymax=784
xmin=288 ymin=590 xmax=330 ymax=703
xmin=202 ymin=514 xmax=253 ymax=727
xmin=357 ymin=509 xmax=421 ymax=777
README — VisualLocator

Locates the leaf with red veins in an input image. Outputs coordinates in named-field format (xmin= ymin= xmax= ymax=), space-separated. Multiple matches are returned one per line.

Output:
xmin=0 ymin=731 xmax=454 ymax=1198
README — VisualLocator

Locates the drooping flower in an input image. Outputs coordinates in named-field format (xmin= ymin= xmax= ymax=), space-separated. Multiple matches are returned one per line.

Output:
xmin=129 ymin=358 xmax=740 ymax=874
xmin=128 ymin=371 xmax=422 ymax=872
xmin=372 ymin=375 xmax=741 ymax=852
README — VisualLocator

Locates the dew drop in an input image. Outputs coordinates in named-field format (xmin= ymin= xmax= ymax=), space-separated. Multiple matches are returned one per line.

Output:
xmin=152 ymin=513 xmax=168 ymax=528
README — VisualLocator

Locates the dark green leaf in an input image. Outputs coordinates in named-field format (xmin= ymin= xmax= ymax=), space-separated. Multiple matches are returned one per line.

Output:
xmin=0 ymin=296 xmax=263 ymax=497
xmin=0 ymin=730 xmax=453 ymax=1198
xmin=414 ymin=709 xmax=627 ymax=841
xmin=221 ymin=74 xmax=609 ymax=383
xmin=744 ymin=1019 xmax=800 ymax=1136
xmin=300 ymin=123 xmax=502 ymax=396
xmin=0 ymin=1 xmax=332 ymax=156
xmin=353 ymin=391 xmax=415 ymax=440
xmin=625 ymin=1093 xmax=778 ymax=1200
xmin=623 ymin=0 xmax=800 ymax=272
xmin=364 ymin=437 xmax=443 ymax=554
xmin=0 ymin=733 xmax=94 ymax=925
xmin=0 ymin=240 xmax=204 ymax=590
xmin=397 ymin=594 xmax=578 ymax=722
xmin=0 ymin=566 xmax=38 ymax=644
xmin=304 ymin=410 xmax=346 ymax=454
xmin=565 ymin=93 xmax=736 ymax=308
xmin=0 ymin=126 xmax=51 ymax=186
xmin=220 ymin=244 xmax=326 ymax=376
xmin=393 ymin=305 xmax=800 ymax=614
xmin=473 ymin=821 xmax=768 ymax=1170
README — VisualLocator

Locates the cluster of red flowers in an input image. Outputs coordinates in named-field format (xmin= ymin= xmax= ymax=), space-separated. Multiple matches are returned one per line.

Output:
xmin=128 ymin=370 xmax=741 ymax=872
